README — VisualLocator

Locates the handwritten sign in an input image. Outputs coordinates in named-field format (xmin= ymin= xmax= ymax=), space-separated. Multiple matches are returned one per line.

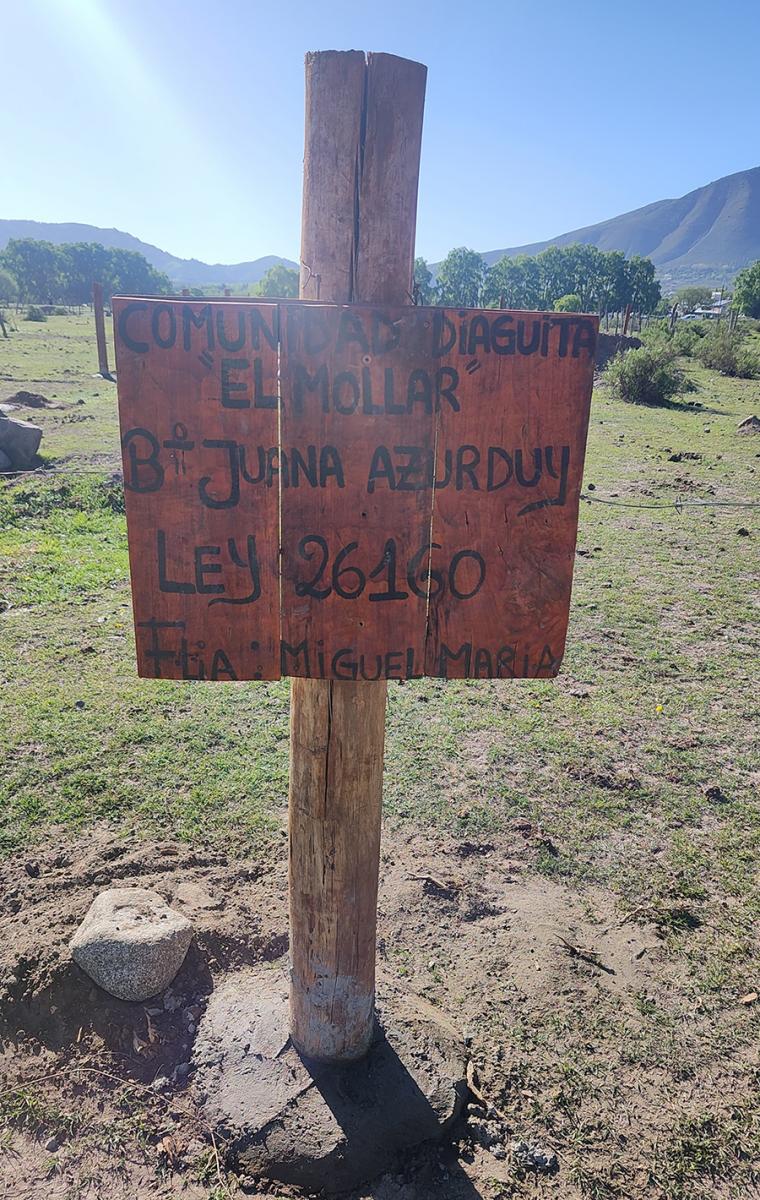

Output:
xmin=114 ymin=298 xmax=597 ymax=681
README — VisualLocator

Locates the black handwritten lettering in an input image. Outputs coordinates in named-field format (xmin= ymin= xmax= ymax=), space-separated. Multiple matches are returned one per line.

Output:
xmin=216 ymin=307 xmax=246 ymax=352
xmin=208 ymin=536 xmax=262 ymax=607
xmin=183 ymin=304 xmax=214 ymax=352
xmin=118 ymin=301 xmax=150 ymax=353
xmin=157 ymin=530 xmax=193 ymax=593
xmin=293 ymin=363 xmax=329 ymax=413
xmin=137 ymin=617 xmax=183 ymax=677
xmin=199 ymin=439 xmax=239 ymax=509
xmin=122 ymin=428 xmax=164 ymax=493
xmin=221 ymin=358 xmax=249 ymax=408
xmin=194 ymin=546 xmax=223 ymax=594
xmin=151 ymin=304 xmax=176 ymax=350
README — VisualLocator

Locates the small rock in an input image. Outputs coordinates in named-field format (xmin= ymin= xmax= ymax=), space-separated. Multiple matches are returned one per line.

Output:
xmin=0 ymin=448 xmax=11 ymax=473
xmin=43 ymin=1136 xmax=59 ymax=1153
xmin=24 ymin=861 xmax=40 ymax=878
xmin=511 ymin=1139 xmax=558 ymax=1173
xmin=737 ymin=415 xmax=760 ymax=435
xmin=737 ymin=527 xmax=751 ymax=537
xmin=70 ymin=888 xmax=194 ymax=1002
xmin=0 ymin=414 xmax=42 ymax=468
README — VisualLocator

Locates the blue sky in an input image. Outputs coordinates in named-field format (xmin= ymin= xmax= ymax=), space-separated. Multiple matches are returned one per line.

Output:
xmin=5 ymin=0 xmax=759 ymax=265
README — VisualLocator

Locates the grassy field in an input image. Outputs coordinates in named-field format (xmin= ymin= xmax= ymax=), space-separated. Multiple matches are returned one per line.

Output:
xmin=0 ymin=312 xmax=758 ymax=1198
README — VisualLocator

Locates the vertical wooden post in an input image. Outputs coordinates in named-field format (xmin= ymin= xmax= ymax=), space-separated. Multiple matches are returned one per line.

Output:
xmin=288 ymin=50 xmax=426 ymax=1062
xmin=92 ymin=281 xmax=110 ymax=379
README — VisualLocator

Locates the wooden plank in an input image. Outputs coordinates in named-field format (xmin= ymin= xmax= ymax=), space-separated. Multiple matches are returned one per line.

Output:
xmin=93 ymin=280 xmax=111 ymax=379
xmin=424 ymin=308 xmax=598 ymax=678
xmin=354 ymin=53 xmax=427 ymax=305
xmin=113 ymin=297 xmax=281 ymax=681
xmin=289 ymin=672 xmax=386 ymax=1057
xmin=279 ymin=302 xmax=436 ymax=681
xmin=288 ymin=49 xmax=426 ymax=1064
xmin=299 ymin=49 xmax=366 ymax=303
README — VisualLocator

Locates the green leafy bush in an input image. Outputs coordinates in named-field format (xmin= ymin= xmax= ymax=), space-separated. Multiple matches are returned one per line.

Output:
xmin=554 ymin=293 xmax=583 ymax=312
xmin=24 ymin=305 xmax=47 ymax=322
xmin=695 ymin=326 xmax=759 ymax=378
xmin=671 ymin=319 xmax=711 ymax=356
xmin=603 ymin=344 xmax=692 ymax=406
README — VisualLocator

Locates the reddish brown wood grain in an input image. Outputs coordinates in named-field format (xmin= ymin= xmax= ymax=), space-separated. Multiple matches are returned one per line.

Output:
xmin=424 ymin=308 xmax=598 ymax=678
xmin=279 ymin=302 xmax=437 ymax=680
xmin=114 ymin=298 xmax=596 ymax=683
xmin=113 ymin=297 xmax=281 ymax=681
xmin=288 ymin=49 xmax=426 ymax=1065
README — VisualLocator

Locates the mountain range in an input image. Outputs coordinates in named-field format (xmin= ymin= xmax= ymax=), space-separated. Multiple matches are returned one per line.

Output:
xmin=2 ymin=166 xmax=757 ymax=290
xmin=480 ymin=167 xmax=760 ymax=290
xmin=0 ymin=220 xmax=297 ymax=287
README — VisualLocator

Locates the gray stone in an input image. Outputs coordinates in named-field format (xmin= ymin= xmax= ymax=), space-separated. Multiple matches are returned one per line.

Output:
xmin=511 ymin=1140 xmax=558 ymax=1173
xmin=70 ymin=888 xmax=194 ymax=1002
xmin=0 ymin=448 xmax=11 ymax=473
xmin=193 ymin=967 xmax=467 ymax=1193
xmin=0 ymin=415 xmax=42 ymax=468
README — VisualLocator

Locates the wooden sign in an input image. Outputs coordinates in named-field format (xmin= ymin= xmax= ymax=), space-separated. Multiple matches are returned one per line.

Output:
xmin=114 ymin=297 xmax=597 ymax=681
xmin=113 ymin=298 xmax=281 ymax=681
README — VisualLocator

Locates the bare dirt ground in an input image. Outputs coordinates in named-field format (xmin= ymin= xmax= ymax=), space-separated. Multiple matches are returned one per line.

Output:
xmin=2 ymin=316 xmax=759 ymax=1197
xmin=2 ymin=823 xmax=757 ymax=1200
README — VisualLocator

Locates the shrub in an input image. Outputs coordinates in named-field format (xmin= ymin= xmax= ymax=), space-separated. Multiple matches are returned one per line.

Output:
xmin=603 ymin=344 xmax=692 ymax=406
xmin=671 ymin=319 xmax=711 ymax=356
xmin=554 ymin=293 xmax=583 ymax=312
xmin=695 ymin=326 xmax=760 ymax=378
xmin=24 ymin=305 xmax=47 ymax=322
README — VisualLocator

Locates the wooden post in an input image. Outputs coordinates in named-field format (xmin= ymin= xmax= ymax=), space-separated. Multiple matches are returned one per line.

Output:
xmin=92 ymin=281 xmax=112 ymax=379
xmin=288 ymin=51 xmax=426 ymax=1062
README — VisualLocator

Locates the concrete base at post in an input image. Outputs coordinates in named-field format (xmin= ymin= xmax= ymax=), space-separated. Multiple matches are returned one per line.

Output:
xmin=192 ymin=966 xmax=468 ymax=1193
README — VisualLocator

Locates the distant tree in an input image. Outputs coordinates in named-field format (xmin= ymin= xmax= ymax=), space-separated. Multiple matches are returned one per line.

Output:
xmin=413 ymin=257 xmax=436 ymax=304
xmin=59 ymin=242 xmax=114 ymax=305
xmin=436 ymin=247 xmax=487 ymax=307
xmin=107 ymin=248 xmax=171 ymax=299
xmin=483 ymin=254 xmax=541 ymax=309
xmin=676 ymin=285 xmax=713 ymax=313
xmin=257 ymin=263 xmax=299 ymax=297
xmin=624 ymin=255 xmax=661 ymax=316
xmin=554 ymin=293 xmax=583 ymax=311
xmin=0 ymin=265 xmax=18 ymax=304
xmin=0 ymin=239 xmax=61 ymax=303
xmin=596 ymin=250 xmax=628 ymax=317
xmin=0 ymin=238 xmax=169 ymax=304
xmin=564 ymin=244 xmax=605 ymax=310
xmin=733 ymin=261 xmax=760 ymax=319
xmin=438 ymin=242 xmax=661 ymax=317
xmin=532 ymin=246 xmax=570 ymax=309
